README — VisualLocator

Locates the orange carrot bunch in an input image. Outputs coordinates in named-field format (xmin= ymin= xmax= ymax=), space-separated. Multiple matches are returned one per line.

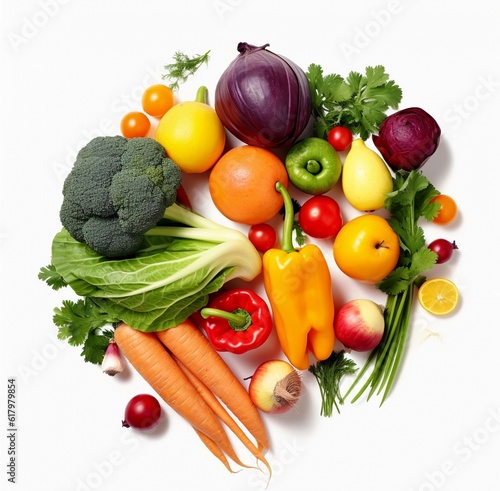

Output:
xmin=114 ymin=320 xmax=271 ymax=474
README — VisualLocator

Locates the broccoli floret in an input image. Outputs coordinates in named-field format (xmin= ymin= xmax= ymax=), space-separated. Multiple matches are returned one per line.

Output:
xmin=60 ymin=136 xmax=182 ymax=258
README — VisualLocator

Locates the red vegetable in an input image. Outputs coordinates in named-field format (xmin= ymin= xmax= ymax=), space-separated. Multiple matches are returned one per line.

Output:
xmin=327 ymin=126 xmax=353 ymax=152
xmin=428 ymin=238 xmax=458 ymax=264
xmin=298 ymin=195 xmax=343 ymax=239
xmin=122 ymin=394 xmax=161 ymax=430
xmin=199 ymin=289 xmax=273 ymax=354
xmin=248 ymin=223 xmax=277 ymax=253
xmin=215 ymin=42 xmax=311 ymax=148
xmin=372 ymin=107 xmax=441 ymax=172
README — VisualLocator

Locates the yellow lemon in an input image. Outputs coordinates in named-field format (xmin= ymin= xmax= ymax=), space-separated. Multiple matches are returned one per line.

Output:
xmin=417 ymin=278 xmax=459 ymax=316
xmin=155 ymin=87 xmax=226 ymax=174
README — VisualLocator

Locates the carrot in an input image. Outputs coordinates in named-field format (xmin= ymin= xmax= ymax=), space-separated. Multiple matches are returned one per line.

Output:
xmin=192 ymin=428 xmax=236 ymax=474
xmin=176 ymin=358 xmax=272 ymax=476
xmin=155 ymin=319 xmax=270 ymax=452
xmin=114 ymin=323 xmax=247 ymax=468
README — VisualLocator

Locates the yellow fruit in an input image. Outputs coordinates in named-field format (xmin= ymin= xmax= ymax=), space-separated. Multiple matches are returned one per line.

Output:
xmin=342 ymin=139 xmax=393 ymax=211
xmin=417 ymin=278 xmax=459 ymax=316
xmin=155 ymin=87 xmax=226 ymax=174
xmin=333 ymin=214 xmax=399 ymax=283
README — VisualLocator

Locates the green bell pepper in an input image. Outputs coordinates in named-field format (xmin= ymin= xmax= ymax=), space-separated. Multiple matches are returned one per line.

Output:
xmin=285 ymin=137 xmax=342 ymax=195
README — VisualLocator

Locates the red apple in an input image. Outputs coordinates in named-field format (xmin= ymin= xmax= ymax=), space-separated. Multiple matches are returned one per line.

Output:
xmin=334 ymin=299 xmax=385 ymax=352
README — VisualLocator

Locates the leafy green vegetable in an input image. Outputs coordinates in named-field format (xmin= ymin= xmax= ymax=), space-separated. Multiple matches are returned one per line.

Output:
xmin=306 ymin=64 xmax=403 ymax=140
xmin=40 ymin=203 xmax=262 ymax=364
xmin=346 ymin=171 xmax=440 ymax=405
xmin=53 ymin=299 xmax=117 ymax=364
xmin=162 ymin=50 xmax=211 ymax=91
xmin=309 ymin=350 xmax=357 ymax=417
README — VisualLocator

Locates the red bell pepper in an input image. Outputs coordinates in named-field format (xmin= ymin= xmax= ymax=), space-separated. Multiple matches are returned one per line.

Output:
xmin=199 ymin=288 xmax=273 ymax=354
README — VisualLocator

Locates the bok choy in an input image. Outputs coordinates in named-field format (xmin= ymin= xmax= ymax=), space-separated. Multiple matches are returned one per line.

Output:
xmin=39 ymin=203 xmax=262 ymax=364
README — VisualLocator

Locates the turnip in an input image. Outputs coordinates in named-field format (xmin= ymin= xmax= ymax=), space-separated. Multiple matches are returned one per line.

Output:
xmin=334 ymin=299 xmax=385 ymax=352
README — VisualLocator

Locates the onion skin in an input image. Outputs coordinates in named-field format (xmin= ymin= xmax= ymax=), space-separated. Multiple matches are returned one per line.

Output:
xmin=372 ymin=107 xmax=441 ymax=172
xmin=215 ymin=42 xmax=312 ymax=148
xmin=334 ymin=299 xmax=385 ymax=352
xmin=248 ymin=360 xmax=302 ymax=414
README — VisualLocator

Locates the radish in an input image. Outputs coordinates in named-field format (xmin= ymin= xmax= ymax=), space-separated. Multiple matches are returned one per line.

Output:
xmin=334 ymin=299 xmax=385 ymax=352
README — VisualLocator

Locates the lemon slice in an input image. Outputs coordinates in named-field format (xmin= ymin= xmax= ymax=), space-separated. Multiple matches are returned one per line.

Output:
xmin=417 ymin=278 xmax=460 ymax=316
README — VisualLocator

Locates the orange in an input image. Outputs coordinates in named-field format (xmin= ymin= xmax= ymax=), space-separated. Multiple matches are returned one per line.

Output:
xmin=417 ymin=278 xmax=459 ymax=316
xmin=209 ymin=145 xmax=289 ymax=225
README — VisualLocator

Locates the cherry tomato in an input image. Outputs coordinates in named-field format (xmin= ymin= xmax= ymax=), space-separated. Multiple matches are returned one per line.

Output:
xmin=142 ymin=84 xmax=175 ymax=118
xmin=122 ymin=394 xmax=161 ymax=430
xmin=298 ymin=195 xmax=343 ymax=239
xmin=428 ymin=238 xmax=458 ymax=264
xmin=248 ymin=223 xmax=277 ymax=253
xmin=327 ymin=126 xmax=353 ymax=152
xmin=430 ymin=194 xmax=458 ymax=225
xmin=120 ymin=111 xmax=151 ymax=138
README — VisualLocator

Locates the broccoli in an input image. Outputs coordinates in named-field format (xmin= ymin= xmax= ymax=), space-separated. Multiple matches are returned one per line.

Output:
xmin=60 ymin=136 xmax=182 ymax=258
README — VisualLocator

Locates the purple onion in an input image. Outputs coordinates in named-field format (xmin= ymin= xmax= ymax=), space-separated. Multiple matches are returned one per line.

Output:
xmin=215 ymin=42 xmax=311 ymax=148
xmin=372 ymin=107 xmax=441 ymax=172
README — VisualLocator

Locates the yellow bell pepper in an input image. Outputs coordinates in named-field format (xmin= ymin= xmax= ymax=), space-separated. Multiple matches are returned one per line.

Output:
xmin=263 ymin=182 xmax=335 ymax=370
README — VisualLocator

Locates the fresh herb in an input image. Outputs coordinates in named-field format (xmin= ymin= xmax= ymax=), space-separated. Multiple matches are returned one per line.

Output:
xmin=162 ymin=50 xmax=211 ymax=91
xmin=37 ymin=264 xmax=66 ymax=291
xmin=345 ymin=171 xmax=440 ymax=405
xmin=52 ymin=298 xmax=118 ymax=364
xmin=306 ymin=64 xmax=403 ymax=140
xmin=309 ymin=350 xmax=358 ymax=417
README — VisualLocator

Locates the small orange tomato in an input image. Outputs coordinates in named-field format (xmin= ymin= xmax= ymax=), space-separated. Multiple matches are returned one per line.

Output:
xmin=431 ymin=194 xmax=458 ymax=225
xmin=142 ymin=84 xmax=175 ymax=118
xmin=120 ymin=111 xmax=151 ymax=138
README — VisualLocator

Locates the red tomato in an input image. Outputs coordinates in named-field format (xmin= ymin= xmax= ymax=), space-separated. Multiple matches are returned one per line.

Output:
xmin=120 ymin=111 xmax=151 ymax=138
xmin=248 ymin=223 xmax=277 ymax=253
xmin=299 ymin=195 xmax=343 ymax=239
xmin=327 ymin=126 xmax=353 ymax=152
xmin=122 ymin=394 xmax=161 ymax=430
xmin=142 ymin=84 xmax=175 ymax=118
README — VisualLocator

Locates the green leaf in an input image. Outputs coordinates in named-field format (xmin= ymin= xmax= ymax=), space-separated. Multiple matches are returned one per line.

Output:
xmin=81 ymin=329 xmax=113 ymax=364
xmin=38 ymin=264 xmax=67 ymax=290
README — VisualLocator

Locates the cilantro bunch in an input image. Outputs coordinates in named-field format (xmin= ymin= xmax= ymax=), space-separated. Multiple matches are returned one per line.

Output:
xmin=345 ymin=171 xmax=441 ymax=405
xmin=306 ymin=64 xmax=403 ymax=140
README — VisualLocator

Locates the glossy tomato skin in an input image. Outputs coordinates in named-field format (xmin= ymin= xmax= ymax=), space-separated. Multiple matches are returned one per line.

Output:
xmin=248 ymin=223 xmax=277 ymax=253
xmin=430 ymin=194 xmax=458 ymax=225
xmin=298 ymin=195 xmax=343 ymax=239
xmin=120 ymin=111 xmax=151 ymax=138
xmin=122 ymin=394 xmax=161 ymax=430
xmin=327 ymin=126 xmax=353 ymax=152
xmin=142 ymin=84 xmax=175 ymax=118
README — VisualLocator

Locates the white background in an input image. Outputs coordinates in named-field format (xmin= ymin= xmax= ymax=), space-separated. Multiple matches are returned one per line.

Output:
xmin=1 ymin=1 xmax=499 ymax=490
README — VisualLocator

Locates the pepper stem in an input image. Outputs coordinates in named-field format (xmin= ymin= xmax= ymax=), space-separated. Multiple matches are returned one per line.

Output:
xmin=200 ymin=307 xmax=252 ymax=332
xmin=195 ymin=86 xmax=207 ymax=103
xmin=276 ymin=182 xmax=295 ymax=253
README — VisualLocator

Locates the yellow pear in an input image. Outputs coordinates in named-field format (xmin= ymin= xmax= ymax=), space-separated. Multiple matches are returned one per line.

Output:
xmin=342 ymin=139 xmax=393 ymax=211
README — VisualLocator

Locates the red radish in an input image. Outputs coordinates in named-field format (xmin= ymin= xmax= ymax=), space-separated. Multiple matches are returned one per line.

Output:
xmin=334 ymin=299 xmax=385 ymax=352
xmin=248 ymin=360 xmax=302 ymax=414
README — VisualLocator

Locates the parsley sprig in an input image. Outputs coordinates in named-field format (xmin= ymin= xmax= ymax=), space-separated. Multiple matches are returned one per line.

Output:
xmin=306 ymin=64 xmax=403 ymax=140
xmin=345 ymin=171 xmax=441 ymax=405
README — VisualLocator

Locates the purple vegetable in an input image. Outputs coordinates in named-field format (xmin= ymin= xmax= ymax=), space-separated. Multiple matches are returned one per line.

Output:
xmin=215 ymin=42 xmax=311 ymax=148
xmin=372 ymin=107 xmax=441 ymax=172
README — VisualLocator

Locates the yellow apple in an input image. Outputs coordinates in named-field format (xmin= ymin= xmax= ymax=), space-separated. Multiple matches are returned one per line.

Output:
xmin=333 ymin=214 xmax=400 ymax=283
